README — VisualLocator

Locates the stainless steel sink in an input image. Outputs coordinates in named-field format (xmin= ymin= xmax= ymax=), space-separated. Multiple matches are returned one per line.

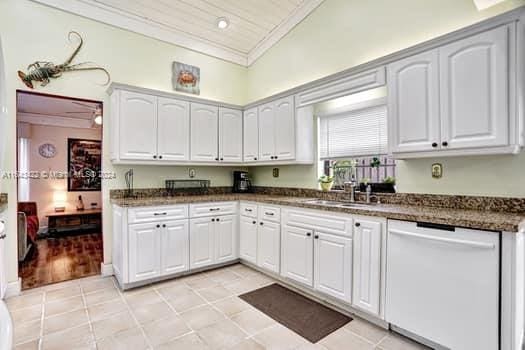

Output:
xmin=302 ymin=199 xmax=377 ymax=207
xmin=339 ymin=202 xmax=377 ymax=207
xmin=302 ymin=199 xmax=344 ymax=206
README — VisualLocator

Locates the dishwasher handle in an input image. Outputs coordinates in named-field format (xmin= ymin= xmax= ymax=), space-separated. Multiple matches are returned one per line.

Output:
xmin=389 ymin=229 xmax=496 ymax=250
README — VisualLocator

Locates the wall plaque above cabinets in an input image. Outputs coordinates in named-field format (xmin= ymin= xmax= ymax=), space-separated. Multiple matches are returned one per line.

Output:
xmin=387 ymin=24 xmax=522 ymax=159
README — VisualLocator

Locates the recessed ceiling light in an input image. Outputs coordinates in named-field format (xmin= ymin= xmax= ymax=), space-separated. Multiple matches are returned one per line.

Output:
xmin=216 ymin=17 xmax=229 ymax=29
xmin=94 ymin=114 xmax=102 ymax=125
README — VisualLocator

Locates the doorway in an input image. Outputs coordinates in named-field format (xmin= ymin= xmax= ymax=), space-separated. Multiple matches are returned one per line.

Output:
xmin=16 ymin=91 xmax=104 ymax=290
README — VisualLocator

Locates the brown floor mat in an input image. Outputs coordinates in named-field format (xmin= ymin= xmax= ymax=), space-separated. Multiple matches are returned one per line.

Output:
xmin=239 ymin=283 xmax=352 ymax=343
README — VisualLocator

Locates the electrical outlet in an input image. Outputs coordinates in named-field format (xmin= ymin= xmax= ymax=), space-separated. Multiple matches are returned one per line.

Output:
xmin=188 ymin=168 xmax=196 ymax=178
xmin=431 ymin=163 xmax=443 ymax=179
xmin=272 ymin=168 xmax=279 ymax=178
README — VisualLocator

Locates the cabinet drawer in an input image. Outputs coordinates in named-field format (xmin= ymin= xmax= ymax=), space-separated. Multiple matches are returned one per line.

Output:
xmin=258 ymin=205 xmax=281 ymax=223
xmin=240 ymin=202 xmax=258 ymax=218
xmin=190 ymin=202 xmax=238 ymax=218
xmin=282 ymin=208 xmax=353 ymax=237
xmin=128 ymin=205 xmax=188 ymax=224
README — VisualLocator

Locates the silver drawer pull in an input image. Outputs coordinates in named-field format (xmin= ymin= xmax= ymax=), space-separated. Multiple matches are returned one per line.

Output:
xmin=0 ymin=234 xmax=6 ymax=240
xmin=265 ymin=212 xmax=274 ymax=216
xmin=154 ymin=212 xmax=167 ymax=216
xmin=209 ymin=208 xmax=221 ymax=211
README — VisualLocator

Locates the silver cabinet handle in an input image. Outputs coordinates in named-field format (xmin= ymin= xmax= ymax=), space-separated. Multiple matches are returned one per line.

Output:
xmin=389 ymin=229 xmax=496 ymax=249
xmin=154 ymin=212 xmax=167 ymax=216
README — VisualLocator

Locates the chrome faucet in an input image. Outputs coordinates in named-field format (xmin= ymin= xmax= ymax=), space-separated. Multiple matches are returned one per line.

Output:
xmin=345 ymin=180 xmax=357 ymax=203
xmin=365 ymin=184 xmax=372 ymax=203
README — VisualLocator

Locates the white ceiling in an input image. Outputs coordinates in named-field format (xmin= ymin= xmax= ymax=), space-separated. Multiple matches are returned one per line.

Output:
xmin=17 ymin=92 xmax=102 ymax=129
xmin=33 ymin=0 xmax=325 ymax=66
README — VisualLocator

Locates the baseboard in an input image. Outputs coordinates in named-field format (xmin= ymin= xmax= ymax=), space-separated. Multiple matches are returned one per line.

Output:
xmin=100 ymin=263 xmax=114 ymax=277
xmin=5 ymin=278 xmax=21 ymax=298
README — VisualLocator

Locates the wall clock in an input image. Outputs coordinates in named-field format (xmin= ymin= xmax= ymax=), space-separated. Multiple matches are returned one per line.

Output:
xmin=39 ymin=143 xmax=57 ymax=158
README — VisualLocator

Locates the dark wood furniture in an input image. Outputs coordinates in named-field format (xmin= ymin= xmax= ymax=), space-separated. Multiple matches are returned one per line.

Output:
xmin=46 ymin=209 xmax=102 ymax=235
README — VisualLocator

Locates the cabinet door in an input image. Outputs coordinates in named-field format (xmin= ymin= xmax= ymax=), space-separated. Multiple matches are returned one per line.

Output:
xmin=258 ymin=102 xmax=275 ymax=161
xmin=281 ymin=225 xmax=313 ymax=286
xmin=257 ymin=221 xmax=280 ymax=273
xmin=129 ymin=222 xmax=161 ymax=282
xmin=243 ymin=107 xmax=259 ymax=162
xmin=314 ymin=232 xmax=352 ymax=303
xmin=190 ymin=217 xmax=215 ymax=269
xmin=219 ymin=108 xmax=243 ymax=162
xmin=119 ymin=91 xmax=157 ymax=160
xmin=274 ymin=96 xmax=295 ymax=160
xmin=387 ymin=50 xmax=440 ymax=153
xmin=215 ymin=215 xmax=238 ymax=263
xmin=191 ymin=103 xmax=219 ymax=161
xmin=240 ymin=215 xmax=258 ymax=264
xmin=439 ymin=25 xmax=509 ymax=150
xmin=353 ymin=220 xmax=382 ymax=315
xmin=161 ymin=220 xmax=189 ymax=276
xmin=157 ymin=97 xmax=190 ymax=161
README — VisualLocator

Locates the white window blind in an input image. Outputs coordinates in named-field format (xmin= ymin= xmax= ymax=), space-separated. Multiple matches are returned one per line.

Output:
xmin=319 ymin=102 xmax=387 ymax=160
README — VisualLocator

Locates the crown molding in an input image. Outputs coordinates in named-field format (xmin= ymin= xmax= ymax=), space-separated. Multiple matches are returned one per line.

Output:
xmin=247 ymin=0 xmax=325 ymax=66
xmin=31 ymin=0 xmax=324 ymax=67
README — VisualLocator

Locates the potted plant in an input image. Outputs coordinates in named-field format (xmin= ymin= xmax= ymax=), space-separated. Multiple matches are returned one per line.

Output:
xmin=318 ymin=175 xmax=334 ymax=192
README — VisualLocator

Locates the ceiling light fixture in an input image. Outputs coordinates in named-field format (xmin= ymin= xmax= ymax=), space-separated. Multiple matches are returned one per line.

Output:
xmin=216 ymin=17 xmax=229 ymax=29
xmin=94 ymin=114 xmax=102 ymax=125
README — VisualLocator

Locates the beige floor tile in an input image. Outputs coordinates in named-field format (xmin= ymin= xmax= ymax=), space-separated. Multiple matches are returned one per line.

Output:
xmin=208 ymin=270 xmax=242 ymax=284
xmin=198 ymin=285 xmax=233 ymax=302
xmin=185 ymin=277 xmax=220 ymax=290
xmin=223 ymin=279 xmax=262 ymax=295
xmin=45 ymin=295 xmax=84 ymax=317
xmin=197 ymin=319 xmax=247 ymax=349
xmin=320 ymin=328 xmax=374 ymax=350
xmin=142 ymin=314 xmax=192 ymax=346
xmin=13 ymin=319 xmax=41 ymax=345
xmin=87 ymin=299 xmax=128 ymax=322
xmin=42 ymin=323 xmax=95 ymax=350
xmin=230 ymin=308 xmax=276 ymax=336
xmin=155 ymin=332 xmax=210 ymax=350
xmin=344 ymin=318 xmax=388 ymax=344
xmin=165 ymin=290 xmax=207 ymax=312
xmin=43 ymin=308 xmax=89 ymax=335
xmin=212 ymin=296 xmax=251 ymax=316
xmin=84 ymin=288 xmax=120 ymax=306
xmin=180 ymin=305 xmax=226 ymax=330
xmin=120 ymin=284 xmax=155 ymax=297
xmin=124 ymin=289 xmax=164 ymax=307
xmin=80 ymin=278 xmax=116 ymax=294
xmin=45 ymin=285 xmax=82 ymax=302
xmin=253 ymin=324 xmax=309 ymax=350
xmin=96 ymin=326 xmax=149 ymax=350
xmin=6 ymin=292 xmax=44 ymax=311
xmin=294 ymin=343 xmax=328 ymax=350
xmin=229 ymin=265 xmax=262 ymax=278
xmin=156 ymin=283 xmax=192 ymax=300
xmin=377 ymin=333 xmax=431 ymax=350
xmin=229 ymin=339 xmax=265 ymax=350
xmin=131 ymin=300 xmax=175 ymax=324
xmin=179 ymin=272 xmax=208 ymax=283
xmin=11 ymin=305 xmax=42 ymax=325
xmin=14 ymin=339 xmax=40 ymax=350
xmin=91 ymin=310 xmax=136 ymax=340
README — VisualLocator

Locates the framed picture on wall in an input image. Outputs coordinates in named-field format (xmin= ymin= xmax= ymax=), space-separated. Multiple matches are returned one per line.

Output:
xmin=172 ymin=61 xmax=200 ymax=95
xmin=67 ymin=138 xmax=102 ymax=191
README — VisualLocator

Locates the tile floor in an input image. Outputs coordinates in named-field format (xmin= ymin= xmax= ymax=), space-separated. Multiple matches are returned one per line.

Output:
xmin=7 ymin=263 xmax=430 ymax=350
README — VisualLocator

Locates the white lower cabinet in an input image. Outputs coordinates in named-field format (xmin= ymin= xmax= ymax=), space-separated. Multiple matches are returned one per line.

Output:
xmin=281 ymin=225 xmax=313 ymax=286
xmin=240 ymin=215 xmax=258 ymax=264
xmin=352 ymin=219 xmax=383 ymax=316
xmin=161 ymin=220 xmax=189 ymax=275
xmin=314 ymin=232 xmax=353 ymax=303
xmin=128 ymin=222 xmax=161 ymax=283
xmin=257 ymin=221 xmax=281 ymax=273
xmin=215 ymin=215 xmax=238 ymax=264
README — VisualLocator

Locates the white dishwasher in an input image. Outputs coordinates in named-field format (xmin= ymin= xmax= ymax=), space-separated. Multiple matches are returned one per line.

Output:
xmin=386 ymin=220 xmax=500 ymax=350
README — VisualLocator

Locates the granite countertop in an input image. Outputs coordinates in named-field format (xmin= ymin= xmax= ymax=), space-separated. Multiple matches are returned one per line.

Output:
xmin=111 ymin=193 xmax=525 ymax=233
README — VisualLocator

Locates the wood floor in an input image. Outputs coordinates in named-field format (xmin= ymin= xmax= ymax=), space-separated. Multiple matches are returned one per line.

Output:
xmin=19 ymin=233 xmax=103 ymax=290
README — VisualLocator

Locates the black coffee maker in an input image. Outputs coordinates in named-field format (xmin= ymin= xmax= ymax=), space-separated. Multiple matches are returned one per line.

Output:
xmin=233 ymin=171 xmax=252 ymax=193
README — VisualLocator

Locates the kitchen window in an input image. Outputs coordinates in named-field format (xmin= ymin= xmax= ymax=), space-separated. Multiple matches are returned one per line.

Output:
xmin=318 ymin=97 xmax=396 ymax=191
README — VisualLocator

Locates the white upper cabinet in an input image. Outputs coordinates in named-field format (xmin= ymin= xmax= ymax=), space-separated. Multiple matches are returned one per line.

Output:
xmin=258 ymin=102 xmax=276 ymax=161
xmin=388 ymin=25 xmax=518 ymax=158
xmin=191 ymin=103 xmax=219 ymax=162
xmin=219 ymin=108 xmax=243 ymax=162
xmin=439 ymin=25 xmax=509 ymax=150
xmin=243 ymin=107 xmax=259 ymax=162
xmin=274 ymin=96 xmax=296 ymax=160
xmin=387 ymin=50 xmax=440 ymax=153
xmin=119 ymin=91 xmax=157 ymax=161
xmin=157 ymin=97 xmax=190 ymax=161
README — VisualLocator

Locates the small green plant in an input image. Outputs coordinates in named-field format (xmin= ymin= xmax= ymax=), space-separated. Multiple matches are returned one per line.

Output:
xmin=360 ymin=177 xmax=371 ymax=185
xmin=370 ymin=157 xmax=381 ymax=168
xmin=318 ymin=175 xmax=334 ymax=183
xmin=383 ymin=176 xmax=396 ymax=184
